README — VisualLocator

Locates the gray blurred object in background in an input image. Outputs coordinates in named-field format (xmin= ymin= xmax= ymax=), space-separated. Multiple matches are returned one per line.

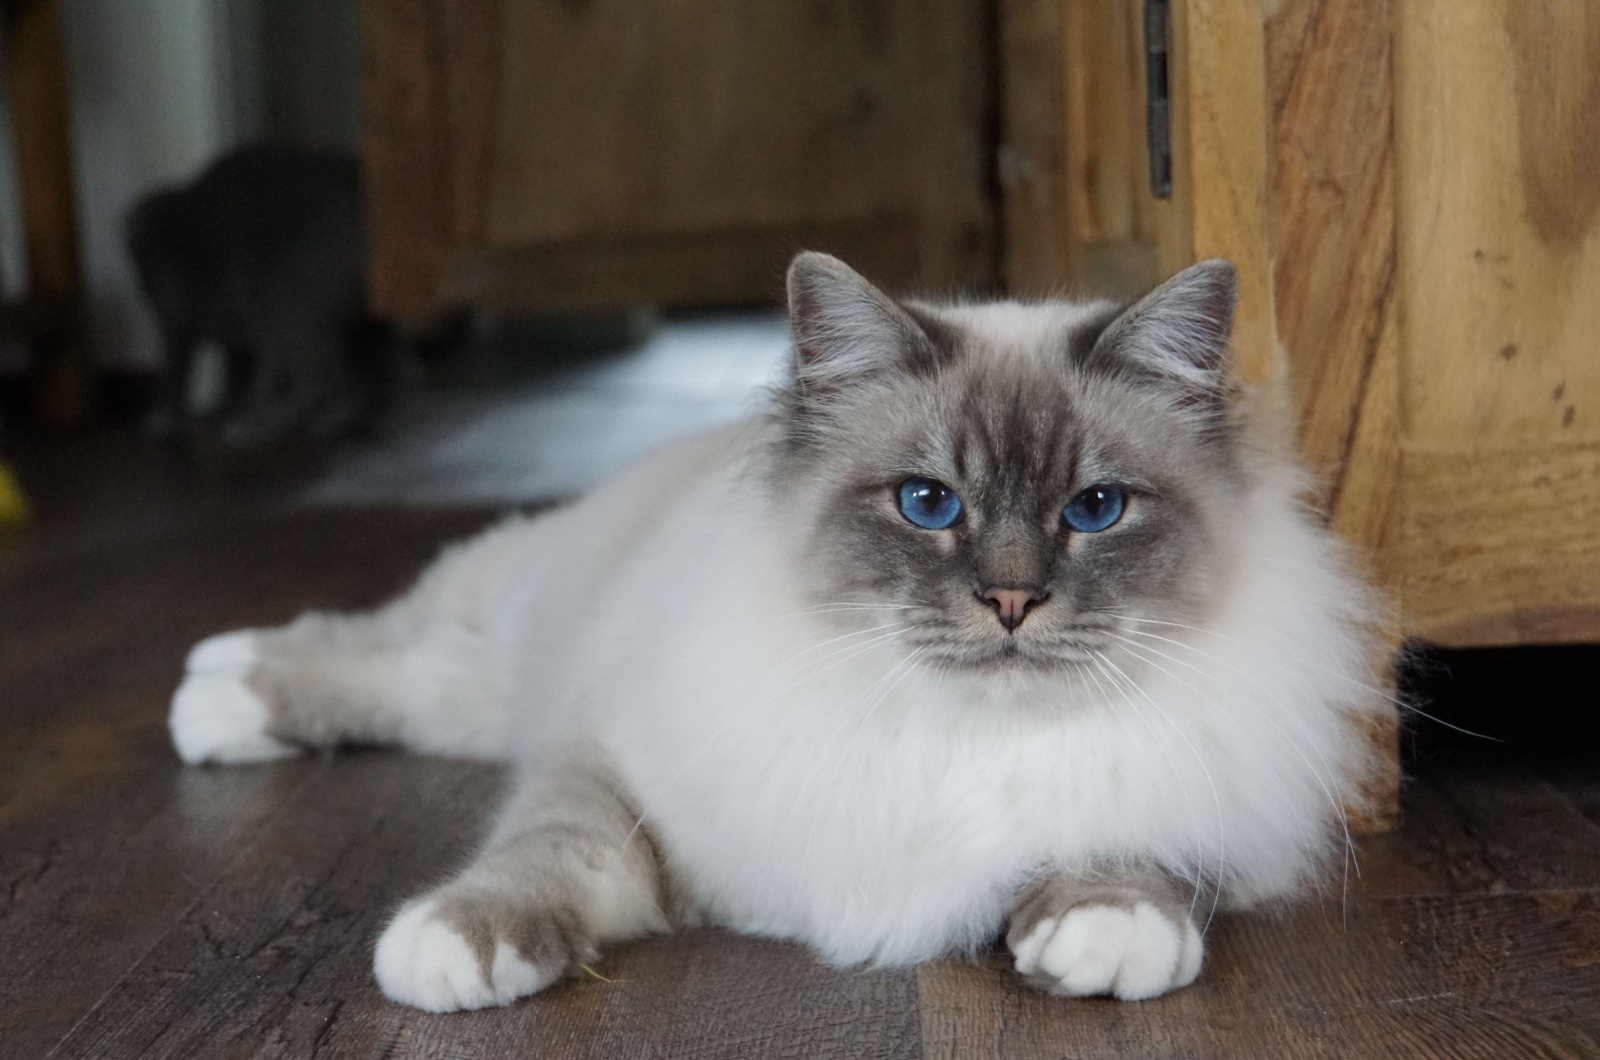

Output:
xmin=126 ymin=143 xmax=395 ymax=448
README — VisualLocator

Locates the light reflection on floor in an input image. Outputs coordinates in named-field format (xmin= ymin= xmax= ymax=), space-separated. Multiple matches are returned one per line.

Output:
xmin=306 ymin=312 xmax=790 ymax=506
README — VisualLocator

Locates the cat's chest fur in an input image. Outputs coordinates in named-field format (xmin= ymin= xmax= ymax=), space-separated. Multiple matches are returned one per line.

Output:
xmin=535 ymin=447 xmax=1301 ymax=967
xmin=596 ymin=621 xmax=1244 ymax=966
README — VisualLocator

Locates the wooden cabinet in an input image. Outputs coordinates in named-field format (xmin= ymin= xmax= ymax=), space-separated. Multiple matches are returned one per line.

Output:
xmin=1003 ymin=0 xmax=1600 ymax=826
xmin=359 ymin=0 xmax=998 ymax=321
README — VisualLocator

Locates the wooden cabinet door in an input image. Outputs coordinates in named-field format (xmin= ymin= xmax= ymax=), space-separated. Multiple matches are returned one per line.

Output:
xmin=1390 ymin=1 xmax=1600 ymax=646
xmin=361 ymin=0 xmax=998 ymax=321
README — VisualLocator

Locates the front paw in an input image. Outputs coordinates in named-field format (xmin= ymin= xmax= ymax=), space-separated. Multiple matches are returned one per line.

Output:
xmin=170 ymin=631 xmax=298 ymax=765
xmin=373 ymin=894 xmax=588 ymax=1012
xmin=1009 ymin=900 xmax=1203 ymax=1001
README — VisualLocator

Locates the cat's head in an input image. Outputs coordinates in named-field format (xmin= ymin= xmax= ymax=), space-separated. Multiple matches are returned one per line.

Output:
xmin=772 ymin=251 xmax=1248 ymax=675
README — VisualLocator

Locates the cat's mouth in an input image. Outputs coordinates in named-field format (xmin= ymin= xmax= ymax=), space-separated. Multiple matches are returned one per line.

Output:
xmin=895 ymin=607 xmax=1119 ymax=673
xmin=927 ymin=634 xmax=1113 ymax=673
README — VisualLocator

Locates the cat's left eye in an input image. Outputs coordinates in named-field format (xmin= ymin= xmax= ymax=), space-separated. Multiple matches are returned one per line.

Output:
xmin=1063 ymin=485 xmax=1126 ymax=533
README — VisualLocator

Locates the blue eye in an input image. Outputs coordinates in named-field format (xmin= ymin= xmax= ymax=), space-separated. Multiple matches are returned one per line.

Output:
xmin=898 ymin=477 xmax=964 ymax=530
xmin=1063 ymin=485 xmax=1125 ymax=533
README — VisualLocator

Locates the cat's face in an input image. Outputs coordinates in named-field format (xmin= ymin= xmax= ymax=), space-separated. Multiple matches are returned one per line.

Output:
xmin=775 ymin=253 xmax=1245 ymax=676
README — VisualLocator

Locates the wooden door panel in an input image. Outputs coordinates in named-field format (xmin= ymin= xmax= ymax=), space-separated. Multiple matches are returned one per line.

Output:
xmin=363 ymin=0 xmax=997 ymax=320
xmin=1391 ymin=1 xmax=1600 ymax=644
xmin=1396 ymin=1 xmax=1600 ymax=450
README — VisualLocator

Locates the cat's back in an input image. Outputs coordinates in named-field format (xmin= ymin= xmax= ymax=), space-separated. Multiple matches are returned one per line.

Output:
xmin=482 ymin=420 xmax=774 ymax=723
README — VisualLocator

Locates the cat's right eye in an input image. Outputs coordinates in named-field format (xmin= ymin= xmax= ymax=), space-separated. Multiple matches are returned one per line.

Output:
xmin=897 ymin=477 xmax=964 ymax=530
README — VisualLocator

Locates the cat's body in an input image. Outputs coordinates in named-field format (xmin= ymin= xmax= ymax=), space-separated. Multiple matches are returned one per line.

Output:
xmin=171 ymin=254 xmax=1385 ymax=1012
xmin=128 ymin=144 xmax=395 ymax=447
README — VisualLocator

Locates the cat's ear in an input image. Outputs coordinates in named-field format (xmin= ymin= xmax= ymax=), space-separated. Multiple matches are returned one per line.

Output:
xmin=1089 ymin=259 xmax=1238 ymax=397
xmin=787 ymin=252 xmax=928 ymax=401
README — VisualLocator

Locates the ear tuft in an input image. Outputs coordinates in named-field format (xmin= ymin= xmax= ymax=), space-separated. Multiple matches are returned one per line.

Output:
xmin=1090 ymin=258 xmax=1238 ymax=394
xmin=786 ymin=252 xmax=924 ymax=399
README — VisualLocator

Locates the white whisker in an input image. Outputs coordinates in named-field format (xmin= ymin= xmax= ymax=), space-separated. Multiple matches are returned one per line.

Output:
xmin=1093 ymin=651 xmax=1226 ymax=933
xmin=1081 ymin=656 xmax=1209 ymax=924
xmin=1104 ymin=631 xmax=1358 ymax=923
xmin=1099 ymin=611 xmax=1495 ymax=741
xmin=1088 ymin=652 xmax=1215 ymax=928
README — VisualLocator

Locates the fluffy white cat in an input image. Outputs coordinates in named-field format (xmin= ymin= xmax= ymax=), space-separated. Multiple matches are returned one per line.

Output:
xmin=171 ymin=253 xmax=1386 ymax=1012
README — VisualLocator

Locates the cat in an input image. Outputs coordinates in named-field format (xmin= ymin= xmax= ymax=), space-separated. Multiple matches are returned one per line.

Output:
xmin=169 ymin=252 xmax=1387 ymax=1012
xmin=128 ymin=144 xmax=396 ymax=448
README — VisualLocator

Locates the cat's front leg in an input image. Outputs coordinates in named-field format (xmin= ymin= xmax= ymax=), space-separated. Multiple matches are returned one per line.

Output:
xmin=374 ymin=757 xmax=670 ymax=1012
xmin=1006 ymin=867 xmax=1205 ymax=1001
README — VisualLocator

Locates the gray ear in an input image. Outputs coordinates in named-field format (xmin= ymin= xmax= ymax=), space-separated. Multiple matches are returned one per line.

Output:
xmin=787 ymin=252 xmax=926 ymax=400
xmin=1089 ymin=259 xmax=1238 ymax=395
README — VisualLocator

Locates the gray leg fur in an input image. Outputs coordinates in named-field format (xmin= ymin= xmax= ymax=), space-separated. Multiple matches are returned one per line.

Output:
xmin=373 ymin=757 xmax=672 ymax=1011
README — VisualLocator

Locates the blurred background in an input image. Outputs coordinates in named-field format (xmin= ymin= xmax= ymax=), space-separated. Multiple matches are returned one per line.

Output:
xmin=0 ymin=0 xmax=1005 ymax=503
xmin=0 ymin=0 xmax=363 ymax=405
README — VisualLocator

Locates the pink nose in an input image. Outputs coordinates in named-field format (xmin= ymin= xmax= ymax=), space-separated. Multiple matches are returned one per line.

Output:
xmin=981 ymin=587 xmax=1044 ymax=632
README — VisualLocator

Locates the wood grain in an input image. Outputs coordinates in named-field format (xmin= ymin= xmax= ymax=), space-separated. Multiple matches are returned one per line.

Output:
xmin=485 ymin=0 xmax=993 ymax=302
xmin=443 ymin=221 xmax=921 ymax=313
xmin=1382 ymin=765 xmax=1600 ymax=896
xmin=1398 ymin=442 xmax=1600 ymax=646
xmin=0 ymin=764 xmax=320 ymax=1057
xmin=487 ymin=1 xmax=979 ymax=245
xmin=1056 ymin=0 xmax=1167 ymax=298
xmin=0 ymin=452 xmax=495 ymax=1055
xmin=1264 ymin=0 xmax=1397 ymax=502
xmin=921 ymin=892 xmax=1600 ymax=1058
xmin=363 ymin=0 xmax=997 ymax=319
xmin=1395 ymin=0 xmax=1600 ymax=448
xmin=1165 ymin=0 xmax=1278 ymax=386
xmin=439 ymin=0 xmax=503 ymax=247
xmin=358 ymin=0 xmax=450 ymax=320
xmin=47 ymin=757 xmax=502 ymax=1060
xmin=1382 ymin=1 xmax=1600 ymax=647
xmin=997 ymin=0 xmax=1073 ymax=297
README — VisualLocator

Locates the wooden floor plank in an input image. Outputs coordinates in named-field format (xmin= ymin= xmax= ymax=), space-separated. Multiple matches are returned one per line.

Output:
xmin=1358 ymin=764 xmax=1600 ymax=897
xmin=1536 ymin=761 xmax=1600 ymax=831
xmin=0 ymin=762 xmax=321 ymax=1058
xmin=920 ymin=892 xmax=1600 ymax=1058
xmin=45 ymin=755 xmax=502 ymax=1060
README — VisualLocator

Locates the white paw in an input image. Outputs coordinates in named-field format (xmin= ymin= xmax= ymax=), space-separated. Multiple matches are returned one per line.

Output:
xmin=1012 ymin=902 xmax=1203 ymax=1001
xmin=185 ymin=629 xmax=260 ymax=673
xmin=374 ymin=898 xmax=561 ymax=1012
xmin=169 ymin=632 xmax=297 ymax=764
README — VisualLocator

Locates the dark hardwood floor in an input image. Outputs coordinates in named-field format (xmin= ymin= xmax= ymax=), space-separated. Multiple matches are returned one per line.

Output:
xmin=3 ymin=431 xmax=1599 ymax=1058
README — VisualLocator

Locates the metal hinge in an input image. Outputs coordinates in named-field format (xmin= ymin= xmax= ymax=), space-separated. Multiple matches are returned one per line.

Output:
xmin=1145 ymin=0 xmax=1173 ymax=199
